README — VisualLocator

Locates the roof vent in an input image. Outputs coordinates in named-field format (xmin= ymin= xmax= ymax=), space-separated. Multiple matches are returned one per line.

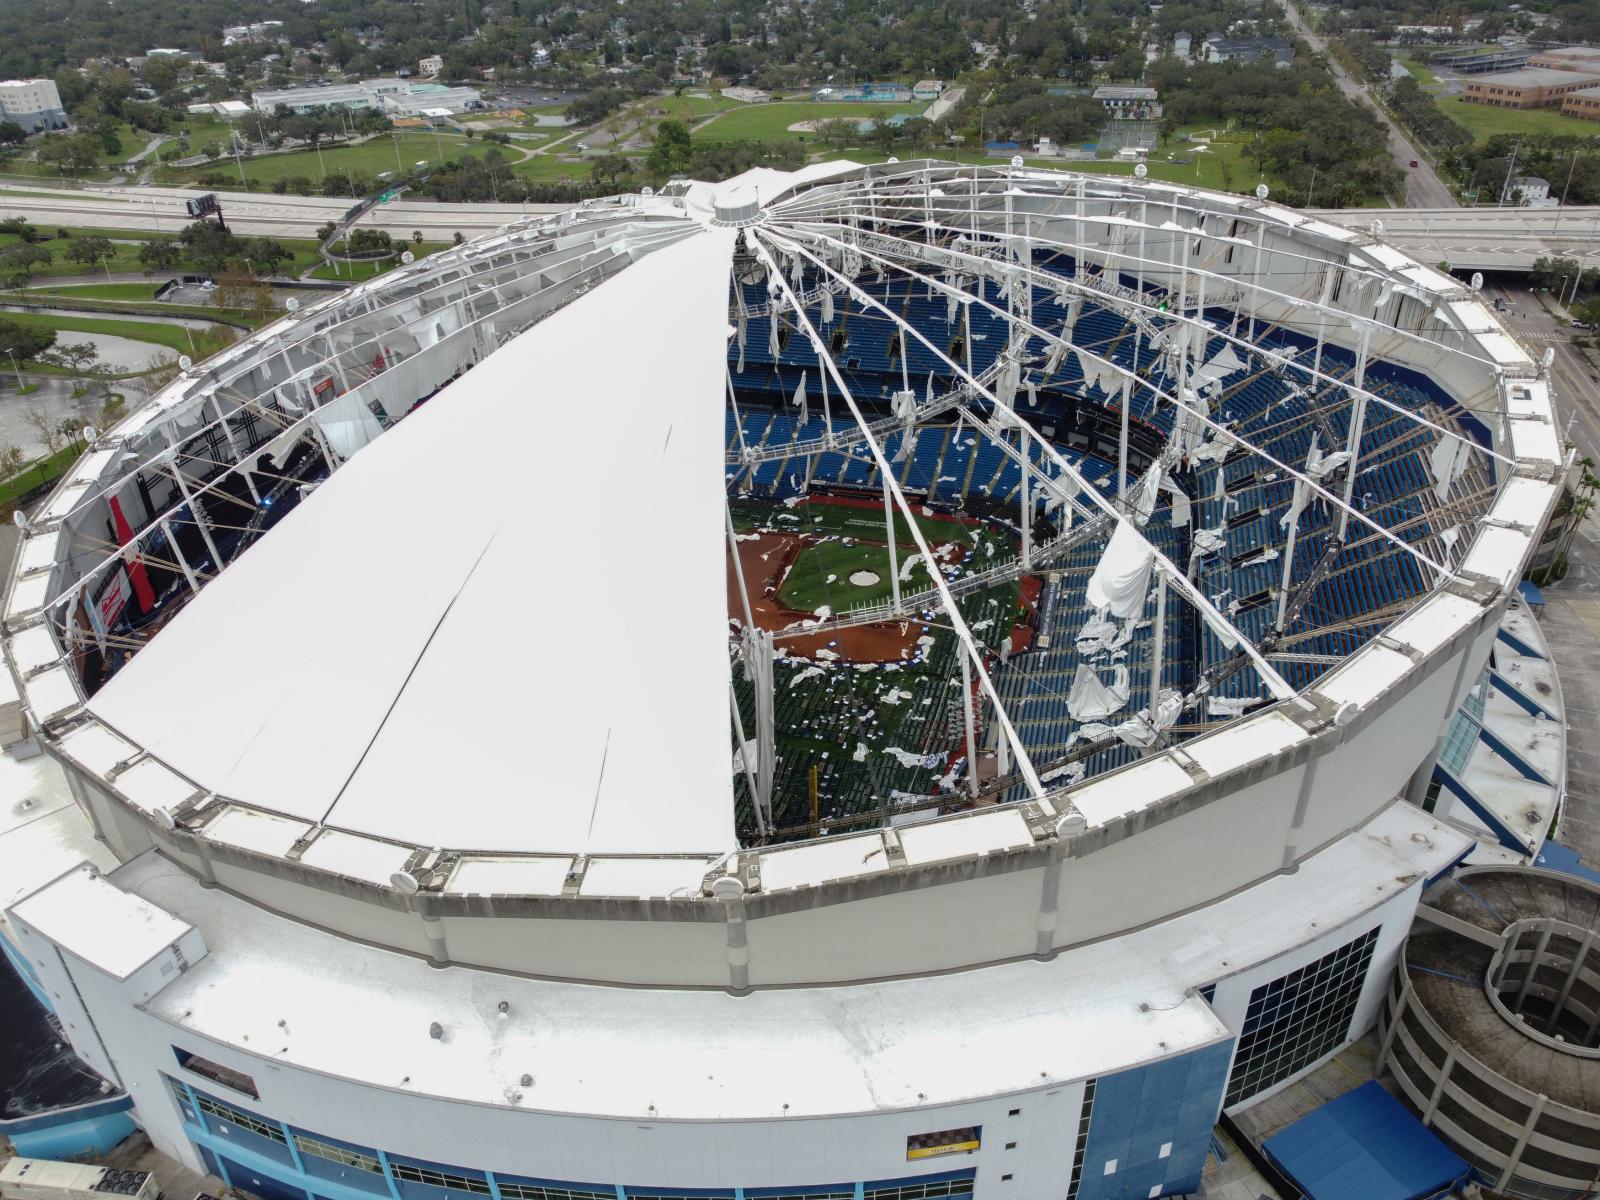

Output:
xmin=713 ymin=185 xmax=765 ymax=228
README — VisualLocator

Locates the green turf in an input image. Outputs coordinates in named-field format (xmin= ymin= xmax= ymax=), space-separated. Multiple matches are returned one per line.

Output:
xmin=509 ymin=153 xmax=595 ymax=181
xmin=735 ymin=496 xmax=986 ymax=547
xmin=641 ymin=93 xmax=742 ymax=124
xmin=0 ymin=442 xmax=84 ymax=508
xmin=778 ymin=541 xmax=903 ymax=612
xmin=0 ymin=186 xmax=99 ymax=200
xmin=695 ymin=100 xmax=930 ymax=142
xmin=161 ymin=132 xmax=502 ymax=187
xmin=1436 ymin=94 xmax=1600 ymax=141
xmin=29 ymin=282 xmax=161 ymax=300
xmin=1398 ymin=57 xmax=1443 ymax=90
xmin=0 ymin=309 xmax=235 ymax=359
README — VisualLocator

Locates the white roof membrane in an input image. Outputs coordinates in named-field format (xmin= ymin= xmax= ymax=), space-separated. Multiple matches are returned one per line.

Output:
xmin=88 ymin=227 xmax=739 ymax=856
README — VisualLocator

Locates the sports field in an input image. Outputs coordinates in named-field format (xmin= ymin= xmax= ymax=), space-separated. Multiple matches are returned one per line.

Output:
xmin=1436 ymin=95 xmax=1598 ymax=141
xmin=779 ymin=540 xmax=906 ymax=612
xmin=163 ymin=132 xmax=500 ymax=187
xmin=698 ymin=101 xmax=929 ymax=141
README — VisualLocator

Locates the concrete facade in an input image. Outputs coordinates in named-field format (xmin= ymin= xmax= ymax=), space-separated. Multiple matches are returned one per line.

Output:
xmin=0 ymin=79 xmax=68 ymax=133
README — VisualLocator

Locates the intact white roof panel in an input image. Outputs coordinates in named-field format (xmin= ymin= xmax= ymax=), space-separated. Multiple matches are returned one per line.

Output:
xmin=56 ymin=721 xmax=136 ymax=776
xmin=114 ymin=758 xmax=202 ymax=815
xmin=299 ymin=829 xmax=412 ymax=886
xmin=10 ymin=623 xmax=61 ymax=674
xmin=898 ymin=808 xmax=1032 ymax=866
xmin=1315 ymin=645 xmax=1413 ymax=708
xmin=1509 ymin=417 xmax=1561 ymax=464
xmin=1387 ymin=592 xmax=1482 ymax=656
xmin=1462 ymin=525 xmax=1531 ymax=588
xmin=1069 ymin=755 xmax=1194 ymax=827
xmin=1493 ymin=475 xmax=1559 ymax=531
xmin=203 ymin=807 xmax=312 ymax=858
xmin=578 ymin=856 xmax=711 ymax=898
xmin=758 ymin=832 xmax=891 ymax=891
xmin=24 ymin=666 xmax=80 ymax=722
xmin=1185 ymin=711 xmax=1305 ymax=778
xmin=445 ymin=856 xmax=572 ymax=897
xmin=18 ymin=528 xmax=61 ymax=576
xmin=87 ymin=227 xmax=739 ymax=857
xmin=8 ymin=571 xmax=51 ymax=615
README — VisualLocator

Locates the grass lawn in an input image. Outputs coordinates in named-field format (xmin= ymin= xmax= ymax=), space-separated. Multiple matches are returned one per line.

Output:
xmin=29 ymin=282 xmax=162 ymax=301
xmin=1436 ymin=95 xmax=1600 ymax=141
xmin=310 ymin=257 xmax=399 ymax=281
xmin=838 ymin=139 xmax=1278 ymax=197
xmin=639 ymin=93 xmax=741 ymax=124
xmin=509 ymin=154 xmax=594 ymax=181
xmin=0 ymin=442 xmax=85 ymax=509
xmin=1 ymin=231 xmax=149 ymax=278
xmin=697 ymin=100 xmax=929 ymax=142
xmin=1398 ymin=57 xmax=1443 ymax=90
xmin=0 ymin=186 xmax=99 ymax=200
xmin=160 ymin=132 xmax=501 ymax=188
xmin=0 ymin=309 xmax=235 ymax=359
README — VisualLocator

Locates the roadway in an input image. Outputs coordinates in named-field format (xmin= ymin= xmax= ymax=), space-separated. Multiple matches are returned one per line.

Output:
xmin=1484 ymin=281 xmax=1600 ymax=461
xmin=5 ymin=185 xmax=1599 ymax=271
xmin=1271 ymin=0 xmax=1455 ymax=208
xmin=0 ymin=184 xmax=563 ymax=242
xmin=1309 ymin=205 xmax=1600 ymax=271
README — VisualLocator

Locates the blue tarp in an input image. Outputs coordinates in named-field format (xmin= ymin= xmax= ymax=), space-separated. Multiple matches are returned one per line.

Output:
xmin=1262 ymin=1081 xmax=1471 ymax=1200
xmin=1534 ymin=840 xmax=1600 ymax=886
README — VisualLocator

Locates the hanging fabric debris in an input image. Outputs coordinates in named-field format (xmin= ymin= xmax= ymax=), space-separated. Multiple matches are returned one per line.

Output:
xmin=1207 ymin=694 xmax=1265 ymax=718
xmin=1160 ymin=475 xmax=1191 ymax=528
xmin=1068 ymin=663 xmax=1131 ymax=721
xmin=1086 ymin=518 xmax=1156 ymax=617
xmin=1428 ymin=434 xmax=1469 ymax=504
xmin=1129 ymin=466 xmax=1161 ymax=526
xmin=793 ymin=371 xmax=809 ymax=427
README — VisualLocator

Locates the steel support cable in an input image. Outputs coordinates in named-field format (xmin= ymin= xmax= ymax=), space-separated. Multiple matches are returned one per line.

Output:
xmin=747 ymin=227 xmax=1049 ymax=800
xmin=775 ymin=220 xmax=1452 ymax=584
xmin=766 ymin=224 xmax=1298 ymax=700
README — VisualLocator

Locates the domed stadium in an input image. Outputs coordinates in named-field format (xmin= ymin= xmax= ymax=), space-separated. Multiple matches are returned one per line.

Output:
xmin=0 ymin=161 xmax=1572 ymax=1200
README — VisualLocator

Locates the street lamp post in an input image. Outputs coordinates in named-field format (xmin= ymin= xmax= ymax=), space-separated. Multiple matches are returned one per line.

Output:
xmin=3 ymin=347 xmax=22 ymax=390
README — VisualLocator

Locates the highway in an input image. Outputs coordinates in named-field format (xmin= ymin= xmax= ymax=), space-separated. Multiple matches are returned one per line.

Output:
xmin=4 ymin=185 xmax=1598 ymax=272
xmin=1486 ymin=281 xmax=1600 ymax=463
xmin=0 ymin=184 xmax=563 ymax=242
xmin=1310 ymin=205 xmax=1600 ymax=271
xmin=1271 ymin=0 xmax=1455 ymax=208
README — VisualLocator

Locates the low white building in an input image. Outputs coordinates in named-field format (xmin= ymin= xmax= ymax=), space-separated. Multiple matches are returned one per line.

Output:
xmin=0 ymin=77 xmax=68 ymax=133
xmin=251 ymin=78 xmax=482 ymax=116
xmin=1508 ymin=175 xmax=1558 ymax=207
xmin=223 ymin=20 xmax=283 ymax=45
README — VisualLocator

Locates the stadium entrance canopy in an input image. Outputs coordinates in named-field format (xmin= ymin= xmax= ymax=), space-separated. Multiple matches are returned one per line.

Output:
xmin=1262 ymin=1081 xmax=1471 ymax=1200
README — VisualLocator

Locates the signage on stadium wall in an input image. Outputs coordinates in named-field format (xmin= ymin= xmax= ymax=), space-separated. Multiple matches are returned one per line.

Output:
xmin=96 ymin=565 xmax=132 ymax=631
xmin=313 ymin=376 xmax=338 ymax=399
xmin=906 ymin=1127 xmax=982 ymax=1160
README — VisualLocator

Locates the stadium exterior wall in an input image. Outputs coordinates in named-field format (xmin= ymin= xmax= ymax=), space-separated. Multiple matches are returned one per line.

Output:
xmin=3 ymin=846 xmax=1440 ymax=1200
xmin=46 ymin=596 xmax=1500 ymax=990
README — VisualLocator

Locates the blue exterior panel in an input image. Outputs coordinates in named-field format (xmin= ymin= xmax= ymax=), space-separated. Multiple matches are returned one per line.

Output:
xmin=1075 ymin=1041 xmax=1232 ymax=1200
xmin=9 ymin=1111 xmax=137 ymax=1159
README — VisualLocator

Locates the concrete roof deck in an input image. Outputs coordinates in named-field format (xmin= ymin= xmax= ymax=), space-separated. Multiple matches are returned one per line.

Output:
xmin=73 ymin=800 xmax=1468 ymax=1120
